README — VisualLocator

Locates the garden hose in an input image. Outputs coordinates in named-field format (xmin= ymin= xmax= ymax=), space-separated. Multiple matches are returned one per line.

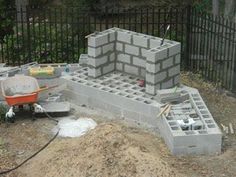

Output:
xmin=0 ymin=111 xmax=59 ymax=175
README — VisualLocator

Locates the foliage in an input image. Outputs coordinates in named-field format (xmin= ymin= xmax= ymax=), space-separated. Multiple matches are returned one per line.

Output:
xmin=0 ymin=0 xmax=15 ymax=42
xmin=2 ymin=12 xmax=92 ymax=64
xmin=0 ymin=103 xmax=8 ymax=122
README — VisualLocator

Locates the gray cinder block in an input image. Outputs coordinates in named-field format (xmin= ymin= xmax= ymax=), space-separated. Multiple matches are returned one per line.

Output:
xmin=133 ymin=34 xmax=148 ymax=48
xmin=125 ymin=44 xmax=140 ymax=56
xmin=124 ymin=64 xmax=139 ymax=76
xmin=117 ymin=31 xmax=132 ymax=43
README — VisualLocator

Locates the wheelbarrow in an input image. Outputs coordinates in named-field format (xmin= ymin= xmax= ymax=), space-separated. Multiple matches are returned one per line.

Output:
xmin=1 ymin=75 xmax=57 ymax=122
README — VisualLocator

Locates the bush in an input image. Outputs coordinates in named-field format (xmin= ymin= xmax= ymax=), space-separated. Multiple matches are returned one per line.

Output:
xmin=2 ymin=10 xmax=93 ymax=64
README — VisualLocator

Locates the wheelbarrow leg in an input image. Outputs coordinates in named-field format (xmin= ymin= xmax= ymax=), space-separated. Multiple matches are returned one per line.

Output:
xmin=29 ymin=104 xmax=36 ymax=121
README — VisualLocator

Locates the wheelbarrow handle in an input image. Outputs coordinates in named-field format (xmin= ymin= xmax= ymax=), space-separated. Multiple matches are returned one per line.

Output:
xmin=32 ymin=85 xmax=58 ymax=94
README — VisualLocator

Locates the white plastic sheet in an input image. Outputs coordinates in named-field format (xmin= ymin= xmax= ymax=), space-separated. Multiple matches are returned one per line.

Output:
xmin=55 ymin=117 xmax=97 ymax=137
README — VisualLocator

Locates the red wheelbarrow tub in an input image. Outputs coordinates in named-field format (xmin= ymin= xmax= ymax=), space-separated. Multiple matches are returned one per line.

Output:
xmin=1 ymin=75 xmax=40 ymax=106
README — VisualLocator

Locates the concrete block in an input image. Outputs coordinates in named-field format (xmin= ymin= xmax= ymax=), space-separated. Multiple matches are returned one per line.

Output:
xmin=88 ymin=68 xmax=102 ymax=78
xmin=133 ymin=34 xmax=148 ymax=48
xmin=109 ymin=52 xmax=115 ymax=62
xmin=109 ymin=32 xmax=116 ymax=42
xmin=168 ymin=65 xmax=180 ymax=77
xmin=146 ymin=84 xmax=155 ymax=95
xmin=169 ymin=43 xmax=181 ymax=56
xmin=174 ymin=54 xmax=181 ymax=64
xmin=146 ymin=62 xmax=160 ymax=73
xmin=116 ymin=62 xmax=123 ymax=71
xmin=140 ymin=68 xmax=146 ymax=78
xmin=102 ymin=63 xmax=115 ymax=74
xmin=117 ymin=31 xmax=131 ymax=43
xmin=146 ymin=71 xmax=167 ymax=84
xmin=36 ymin=102 xmax=70 ymax=113
xmin=88 ymin=56 xmax=108 ymax=67
xmin=116 ymin=42 xmax=123 ymax=52
xmin=88 ymin=47 xmax=102 ymax=57
xmin=174 ymin=75 xmax=180 ymax=85
xmin=117 ymin=53 xmax=131 ymax=64
xmin=124 ymin=64 xmax=139 ymax=76
xmin=125 ymin=44 xmax=140 ymax=56
xmin=133 ymin=57 xmax=146 ymax=67
xmin=141 ymin=48 xmax=149 ymax=57
xmin=161 ymin=79 xmax=174 ymax=89
xmin=162 ymin=57 xmax=174 ymax=69
xmin=88 ymin=34 xmax=109 ymax=47
xmin=146 ymin=48 xmax=168 ymax=63
xmin=150 ymin=38 xmax=162 ymax=48
xmin=102 ymin=43 xmax=115 ymax=54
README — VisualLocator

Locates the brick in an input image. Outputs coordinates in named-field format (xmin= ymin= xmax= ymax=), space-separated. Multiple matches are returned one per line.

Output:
xmin=169 ymin=43 xmax=181 ymax=56
xmin=146 ymin=62 xmax=160 ymax=73
xmin=116 ymin=42 xmax=123 ymax=52
xmin=162 ymin=57 xmax=174 ymax=69
xmin=124 ymin=65 xmax=139 ymax=75
xmin=125 ymin=44 xmax=139 ymax=56
xmin=88 ymin=47 xmax=102 ymax=57
xmin=102 ymin=43 xmax=115 ymax=54
xmin=88 ymin=34 xmax=109 ymax=47
xmin=161 ymin=79 xmax=174 ymax=89
xmin=102 ymin=63 xmax=115 ymax=74
xmin=133 ymin=34 xmax=148 ymax=48
xmin=150 ymin=38 xmax=162 ymax=48
xmin=133 ymin=57 xmax=146 ymax=67
xmin=117 ymin=31 xmax=131 ymax=43
xmin=168 ymin=65 xmax=180 ymax=77
xmin=109 ymin=32 xmax=116 ymax=42
xmin=88 ymin=56 xmax=108 ymax=67
xmin=117 ymin=53 xmax=131 ymax=64
xmin=116 ymin=62 xmax=123 ymax=71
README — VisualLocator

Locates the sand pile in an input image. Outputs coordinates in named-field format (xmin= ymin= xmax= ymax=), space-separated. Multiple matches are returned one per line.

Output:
xmin=18 ymin=122 xmax=185 ymax=177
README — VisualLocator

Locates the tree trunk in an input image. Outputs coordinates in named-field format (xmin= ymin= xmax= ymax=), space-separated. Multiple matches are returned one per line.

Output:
xmin=224 ymin=0 xmax=235 ymax=21
xmin=212 ymin=0 xmax=220 ymax=16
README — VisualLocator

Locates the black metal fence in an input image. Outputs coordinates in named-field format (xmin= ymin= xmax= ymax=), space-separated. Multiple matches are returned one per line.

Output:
xmin=0 ymin=6 xmax=236 ymax=92
xmin=0 ymin=6 xmax=189 ymax=65
xmin=189 ymin=8 xmax=236 ymax=91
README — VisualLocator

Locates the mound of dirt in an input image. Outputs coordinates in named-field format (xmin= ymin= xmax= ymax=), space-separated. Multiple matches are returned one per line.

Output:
xmin=18 ymin=123 xmax=185 ymax=177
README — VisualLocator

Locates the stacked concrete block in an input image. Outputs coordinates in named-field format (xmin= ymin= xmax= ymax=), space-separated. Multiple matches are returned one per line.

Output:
xmin=115 ymin=29 xmax=154 ymax=78
xmin=87 ymin=27 xmax=181 ymax=95
xmin=87 ymin=29 xmax=116 ymax=78
xmin=145 ymin=41 xmax=181 ymax=95
xmin=156 ymin=86 xmax=222 ymax=155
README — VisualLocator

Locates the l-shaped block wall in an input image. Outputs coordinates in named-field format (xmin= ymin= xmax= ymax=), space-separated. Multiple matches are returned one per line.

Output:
xmin=87 ymin=28 xmax=181 ymax=95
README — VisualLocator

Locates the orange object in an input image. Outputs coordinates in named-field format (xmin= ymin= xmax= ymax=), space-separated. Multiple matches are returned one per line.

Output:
xmin=4 ymin=93 xmax=38 ymax=106
xmin=1 ymin=76 xmax=40 ymax=106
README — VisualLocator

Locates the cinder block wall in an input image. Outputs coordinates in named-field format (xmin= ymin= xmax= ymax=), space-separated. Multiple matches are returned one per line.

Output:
xmin=88 ymin=28 xmax=116 ymax=78
xmin=145 ymin=42 xmax=181 ymax=95
xmin=87 ymin=27 xmax=181 ymax=95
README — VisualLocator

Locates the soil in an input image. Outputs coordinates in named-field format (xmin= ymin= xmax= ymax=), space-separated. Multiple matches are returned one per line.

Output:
xmin=0 ymin=72 xmax=236 ymax=177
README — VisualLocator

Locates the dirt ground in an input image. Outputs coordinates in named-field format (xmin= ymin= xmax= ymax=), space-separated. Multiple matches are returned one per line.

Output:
xmin=0 ymin=72 xmax=236 ymax=177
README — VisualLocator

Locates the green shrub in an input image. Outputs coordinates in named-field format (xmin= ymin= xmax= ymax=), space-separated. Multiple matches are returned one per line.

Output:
xmin=2 ymin=12 xmax=92 ymax=64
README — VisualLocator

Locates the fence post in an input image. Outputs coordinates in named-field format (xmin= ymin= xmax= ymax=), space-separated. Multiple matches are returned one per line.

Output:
xmin=26 ymin=6 xmax=31 ymax=63
xmin=184 ymin=5 xmax=191 ymax=70
xmin=232 ymin=23 xmax=236 ymax=93
xmin=105 ymin=7 xmax=108 ymax=29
